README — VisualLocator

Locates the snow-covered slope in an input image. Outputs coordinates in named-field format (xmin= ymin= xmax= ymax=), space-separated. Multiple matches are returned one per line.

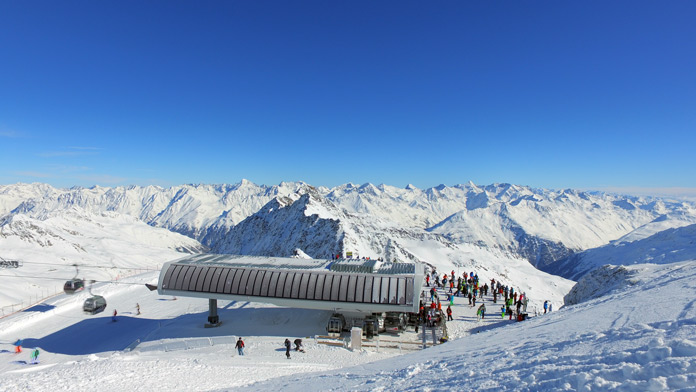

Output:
xmin=549 ymin=222 xmax=696 ymax=281
xmin=0 ymin=208 xmax=205 ymax=309
xmin=1 ymin=259 xmax=693 ymax=391
xmin=246 ymin=260 xmax=696 ymax=391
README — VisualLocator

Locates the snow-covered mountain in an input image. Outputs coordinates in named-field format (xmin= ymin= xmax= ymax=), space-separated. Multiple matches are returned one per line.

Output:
xmin=549 ymin=221 xmax=696 ymax=281
xmin=2 ymin=181 xmax=695 ymax=282
xmin=2 ymin=180 xmax=696 ymax=389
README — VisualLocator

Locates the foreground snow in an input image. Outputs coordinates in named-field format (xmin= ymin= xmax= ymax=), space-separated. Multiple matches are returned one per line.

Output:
xmin=248 ymin=261 xmax=696 ymax=391
xmin=2 ymin=260 xmax=695 ymax=391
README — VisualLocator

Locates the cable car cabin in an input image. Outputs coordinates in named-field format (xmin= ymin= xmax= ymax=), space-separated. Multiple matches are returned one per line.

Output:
xmin=64 ymin=279 xmax=85 ymax=295
xmin=83 ymin=295 xmax=107 ymax=315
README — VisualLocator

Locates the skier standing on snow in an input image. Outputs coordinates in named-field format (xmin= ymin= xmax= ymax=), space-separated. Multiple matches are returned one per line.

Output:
xmin=284 ymin=338 xmax=291 ymax=359
xmin=446 ymin=305 xmax=453 ymax=321
xmin=544 ymin=300 xmax=548 ymax=314
xmin=136 ymin=303 xmax=140 ymax=315
xmin=112 ymin=309 xmax=117 ymax=322
xmin=13 ymin=339 xmax=22 ymax=353
xmin=477 ymin=303 xmax=486 ymax=321
xmin=235 ymin=337 xmax=245 ymax=355
xmin=30 ymin=348 xmax=39 ymax=364
xmin=523 ymin=295 xmax=529 ymax=313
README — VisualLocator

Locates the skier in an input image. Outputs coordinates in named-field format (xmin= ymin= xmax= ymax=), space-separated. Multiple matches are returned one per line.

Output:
xmin=477 ymin=303 xmax=486 ymax=321
xmin=136 ymin=303 xmax=140 ymax=315
xmin=446 ymin=305 xmax=453 ymax=321
xmin=112 ymin=309 xmax=118 ymax=322
xmin=294 ymin=338 xmax=304 ymax=352
xmin=543 ymin=300 xmax=548 ymax=314
xmin=501 ymin=305 xmax=506 ymax=319
xmin=523 ymin=295 xmax=529 ymax=313
xmin=13 ymin=339 xmax=22 ymax=354
xmin=235 ymin=337 xmax=245 ymax=356
xmin=284 ymin=338 xmax=292 ymax=359
xmin=516 ymin=298 xmax=522 ymax=315
xmin=30 ymin=348 xmax=39 ymax=364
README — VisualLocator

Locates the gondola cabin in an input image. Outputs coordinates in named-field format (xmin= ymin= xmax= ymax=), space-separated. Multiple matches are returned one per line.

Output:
xmin=64 ymin=279 xmax=85 ymax=295
xmin=83 ymin=295 xmax=107 ymax=315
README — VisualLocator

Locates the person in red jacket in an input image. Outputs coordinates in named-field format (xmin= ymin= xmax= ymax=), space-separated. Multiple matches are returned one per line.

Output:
xmin=235 ymin=337 xmax=245 ymax=355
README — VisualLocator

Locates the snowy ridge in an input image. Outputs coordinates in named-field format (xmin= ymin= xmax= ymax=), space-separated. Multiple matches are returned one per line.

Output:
xmin=3 ymin=181 xmax=695 ymax=271
xmin=548 ymin=222 xmax=696 ymax=281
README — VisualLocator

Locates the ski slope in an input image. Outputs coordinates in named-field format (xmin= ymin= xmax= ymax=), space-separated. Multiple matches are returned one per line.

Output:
xmin=2 ymin=260 xmax=696 ymax=391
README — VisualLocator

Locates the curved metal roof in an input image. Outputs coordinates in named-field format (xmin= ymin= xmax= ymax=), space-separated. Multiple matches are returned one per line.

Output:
xmin=157 ymin=254 xmax=424 ymax=314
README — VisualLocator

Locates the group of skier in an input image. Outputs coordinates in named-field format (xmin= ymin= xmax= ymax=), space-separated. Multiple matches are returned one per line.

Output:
xmin=424 ymin=267 xmax=542 ymax=325
xmin=11 ymin=339 xmax=40 ymax=364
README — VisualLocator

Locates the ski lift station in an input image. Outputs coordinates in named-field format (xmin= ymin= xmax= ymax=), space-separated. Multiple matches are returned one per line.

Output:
xmin=157 ymin=254 xmax=425 ymax=332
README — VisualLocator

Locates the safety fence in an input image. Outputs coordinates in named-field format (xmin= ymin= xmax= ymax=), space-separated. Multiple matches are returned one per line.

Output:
xmin=129 ymin=336 xmax=238 ymax=352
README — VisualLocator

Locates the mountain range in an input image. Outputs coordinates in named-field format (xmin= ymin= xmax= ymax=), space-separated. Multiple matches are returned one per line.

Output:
xmin=2 ymin=180 xmax=696 ymax=307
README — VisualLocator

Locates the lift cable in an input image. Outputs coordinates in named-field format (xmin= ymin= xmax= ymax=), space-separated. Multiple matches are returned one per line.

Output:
xmin=0 ymin=273 xmax=154 ymax=286
xmin=12 ymin=260 xmax=160 ymax=271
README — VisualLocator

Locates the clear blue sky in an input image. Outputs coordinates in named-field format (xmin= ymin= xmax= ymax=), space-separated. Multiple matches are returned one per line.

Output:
xmin=1 ymin=1 xmax=695 ymax=194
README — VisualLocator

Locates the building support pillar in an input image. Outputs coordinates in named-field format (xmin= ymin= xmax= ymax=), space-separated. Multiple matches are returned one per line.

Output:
xmin=205 ymin=298 xmax=221 ymax=328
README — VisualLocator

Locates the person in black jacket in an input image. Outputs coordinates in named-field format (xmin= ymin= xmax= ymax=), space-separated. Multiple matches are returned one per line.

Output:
xmin=284 ymin=338 xmax=291 ymax=359
xmin=294 ymin=338 xmax=304 ymax=352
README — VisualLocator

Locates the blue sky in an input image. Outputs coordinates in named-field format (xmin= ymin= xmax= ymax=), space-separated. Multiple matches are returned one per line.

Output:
xmin=1 ymin=1 xmax=695 ymax=195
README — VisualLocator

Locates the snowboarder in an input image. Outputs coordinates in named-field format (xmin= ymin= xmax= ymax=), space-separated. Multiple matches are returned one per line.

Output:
xmin=30 ymin=348 xmax=39 ymax=364
xmin=446 ymin=305 xmax=453 ymax=321
xmin=544 ymin=300 xmax=548 ymax=314
xmin=235 ymin=337 xmax=245 ymax=355
xmin=112 ymin=309 xmax=118 ymax=322
xmin=294 ymin=338 xmax=304 ymax=352
xmin=284 ymin=338 xmax=291 ymax=359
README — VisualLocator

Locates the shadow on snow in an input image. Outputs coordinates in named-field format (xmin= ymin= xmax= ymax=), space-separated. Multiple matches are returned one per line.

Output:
xmin=23 ymin=304 xmax=56 ymax=313
xmin=21 ymin=307 xmax=332 ymax=356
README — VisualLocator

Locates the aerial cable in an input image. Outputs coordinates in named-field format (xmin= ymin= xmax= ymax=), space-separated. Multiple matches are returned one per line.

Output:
xmin=0 ymin=273 xmax=155 ymax=286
